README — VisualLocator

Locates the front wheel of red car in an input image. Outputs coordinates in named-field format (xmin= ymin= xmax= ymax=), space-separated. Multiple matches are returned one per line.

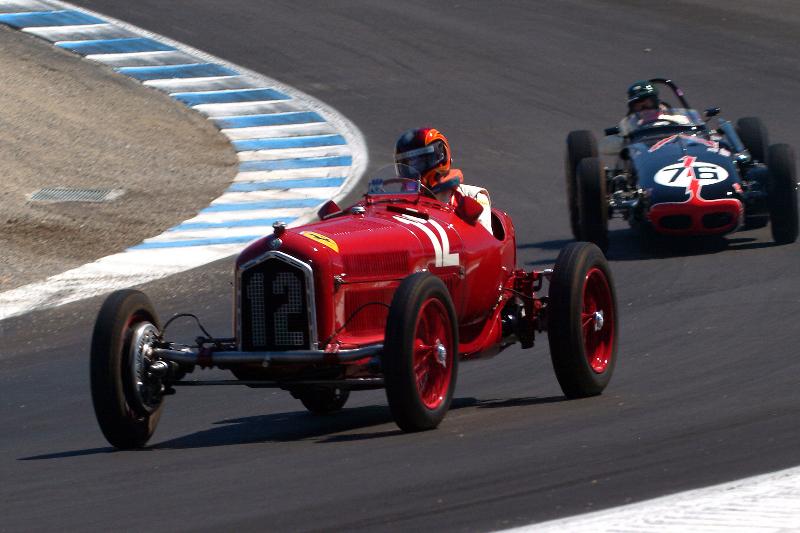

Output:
xmin=90 ymin=289 xmax=164 ymax=449
xmin=383 ymin=272 xmax=459 ymax=432
xmin=547 ymin=242 xmax=617 ymax=398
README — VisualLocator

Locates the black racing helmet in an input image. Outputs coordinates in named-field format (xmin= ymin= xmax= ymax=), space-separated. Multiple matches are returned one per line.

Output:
xmin=627 ymin=80 xmax=660 ymax=112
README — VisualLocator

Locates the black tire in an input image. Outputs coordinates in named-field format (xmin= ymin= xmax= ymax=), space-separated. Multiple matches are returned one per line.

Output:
xmin=383 ymin=272 xmax=458 ymax=432
xmin=767 ymin=143 xmax=799 ymax=244
xmin=566 ymin=130 xmax=598 ymax=240
xmin=547 ymin=242 xmax=617 ymax=398
xmin=576 ymin=157 xmax=609 ymax=253
xmin=293 ymin=387 xmax=350 ymax=414
xmin=90 ymin=289 xmax=163 ymax=449
xmin=736 ymin=117 xmax=769 ymax=163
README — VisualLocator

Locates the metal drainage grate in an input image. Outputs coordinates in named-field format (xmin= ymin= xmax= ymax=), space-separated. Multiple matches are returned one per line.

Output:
xmin=28 ymin=187 xmax=125 ymax=203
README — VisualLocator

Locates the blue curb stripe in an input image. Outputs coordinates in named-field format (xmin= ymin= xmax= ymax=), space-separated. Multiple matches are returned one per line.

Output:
xmin=57 ymin=37 xmax=176 ymax=55
xmin=171 ymin=88 xmax=290 ymax=106
xmin=228 ymin=177 xmax=345 ymax=192
xmin=130 ymin=235 xmax=263 ymax=250
xmin=118 ymin=63 xmax=239 ymax=81
xmin=213 ymin=111 xmax=323 ymax=129
xmin=0 ymin=10 xmax=104 ymax=28
xmin=169 ymin=216 xmax=299 ymax=231
xmin=232 ymin=135 xmax=347 ymax=152
xmin=205 ymin=198 xmax=324 ymax=212
xmin=239 ymin=155 xmax=352 ymax=172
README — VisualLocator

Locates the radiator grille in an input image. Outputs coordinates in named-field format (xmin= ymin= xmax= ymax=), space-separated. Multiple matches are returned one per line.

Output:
xmin=241 ymin=257 xmax=310 ymax=351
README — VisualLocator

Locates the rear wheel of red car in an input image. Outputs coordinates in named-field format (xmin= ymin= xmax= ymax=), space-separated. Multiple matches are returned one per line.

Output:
xmin=383 ymin=272 xmax=458 ymax=432
xmin=90 ymin=290 xmax=164 ymax=449
xmin=576 ymin=157 xmax=609 ymax=253
xmin=547 ymin=242 xmax=617 ymax=398
xmin=293 ymin=387 xmax=350 ymax=414
xmin=736 ymin=117 xmax=769 ymax=164
xmin=566 ymin=130 xmax=598 ymax=240
xmin=767 ymin=143 xmax=799 ymax=244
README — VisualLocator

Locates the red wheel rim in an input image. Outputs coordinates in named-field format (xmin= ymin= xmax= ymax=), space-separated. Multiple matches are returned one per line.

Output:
xmin=581 ymin=267 xmax=614 ymax=374
xmin=412 ymin=298 xmax=454 ymax=410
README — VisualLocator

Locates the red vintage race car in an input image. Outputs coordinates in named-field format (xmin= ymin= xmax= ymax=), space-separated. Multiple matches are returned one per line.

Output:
xmin=90 ymin=165 xmax=619 ymax=449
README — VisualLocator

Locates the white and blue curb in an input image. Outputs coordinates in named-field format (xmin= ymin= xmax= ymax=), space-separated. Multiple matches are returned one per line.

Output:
xmin=0 ymin=0 xmax=367 ymax=321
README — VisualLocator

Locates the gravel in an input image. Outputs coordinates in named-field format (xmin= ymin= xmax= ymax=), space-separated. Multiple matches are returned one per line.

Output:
xmin=0 ymin=25 xmax=238 ymax=291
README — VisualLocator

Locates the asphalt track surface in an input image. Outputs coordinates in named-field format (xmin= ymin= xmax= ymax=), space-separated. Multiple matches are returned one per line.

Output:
xmin=2 ymin=1 xmax=799 ymax=531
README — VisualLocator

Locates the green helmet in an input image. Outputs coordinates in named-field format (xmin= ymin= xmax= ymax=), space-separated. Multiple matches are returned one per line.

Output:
xmin=627 ymin=80 xmax=659 ymax=104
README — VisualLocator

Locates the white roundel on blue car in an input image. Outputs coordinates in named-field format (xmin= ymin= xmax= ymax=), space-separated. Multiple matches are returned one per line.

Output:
xmin=654 ymin=156 xmax=729 ymax=188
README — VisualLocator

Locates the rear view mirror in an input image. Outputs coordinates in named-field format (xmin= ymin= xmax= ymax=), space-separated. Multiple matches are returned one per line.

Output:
xmin=705 ymin=107 xmax=721 ymax=118
xmin=456 ymin=195 xmax=484 ymax=225
xmin=317 ymin=200 xmax=342 ymax=220
xmin=604 ymin=126 xmax=621 ymax=136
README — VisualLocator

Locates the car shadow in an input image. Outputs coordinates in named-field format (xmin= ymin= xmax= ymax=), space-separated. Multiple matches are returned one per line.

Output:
xmin=18 ymin=395 xmax=566 ymax=459
xmin=519 ymin=229 xmax=781 ymax=265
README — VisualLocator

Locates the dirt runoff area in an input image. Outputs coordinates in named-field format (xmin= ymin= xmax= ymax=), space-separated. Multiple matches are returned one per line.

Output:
xmin=0 ymin=25 xmax=237 ymax=292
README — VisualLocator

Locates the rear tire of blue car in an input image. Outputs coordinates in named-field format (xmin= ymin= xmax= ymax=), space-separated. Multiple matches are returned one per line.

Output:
xmin=384 ymin=272 xmax=459 ymax=432
xmin=767 ymin=143 xmax=799 ymax=244
xmin=91 ymin=290 xmax=163 ymax=449
xmin=566 ymin=130 xmax=598 ymax=240
xmin=737 ymin=117 xmax=769 ymax=164
xmin=576 ymin=157 xmax=609 ymax=253
xmin=548 ymin=242 xmax=617 ymax=398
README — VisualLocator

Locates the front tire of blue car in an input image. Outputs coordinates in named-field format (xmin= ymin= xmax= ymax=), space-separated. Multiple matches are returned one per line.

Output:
xmin=767 ymin=143 xmax=799 ymax=244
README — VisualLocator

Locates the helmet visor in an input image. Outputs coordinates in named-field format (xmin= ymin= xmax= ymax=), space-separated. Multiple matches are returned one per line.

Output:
xmin=395 ymin=144 xmax=445 ymax=176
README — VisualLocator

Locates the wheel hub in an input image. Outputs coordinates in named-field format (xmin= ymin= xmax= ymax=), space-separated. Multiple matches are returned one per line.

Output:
xmin=129 ymin=322 xmax=163 ymax=414
xmin=435 ymin=340 xmax=447 ymax=367
xmin=593 ymin=310 xmax=604 ymax=332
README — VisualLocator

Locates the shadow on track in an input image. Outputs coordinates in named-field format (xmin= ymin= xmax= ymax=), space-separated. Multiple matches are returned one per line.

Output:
xmin=18 ymin=395 xmax=565 ymax=459
xmin=519 ymin=229 xmax=781 ymax=266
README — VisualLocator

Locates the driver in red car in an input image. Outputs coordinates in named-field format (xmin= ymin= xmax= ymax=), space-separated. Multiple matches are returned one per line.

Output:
xmin=394 ymin=127 xmax=492 ymax=233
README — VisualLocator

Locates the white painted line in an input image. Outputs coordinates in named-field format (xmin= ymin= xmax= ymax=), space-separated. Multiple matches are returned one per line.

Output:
xmin=499 ymin=466 xmax=800 ymax=533
xmin=0 ymin=0 xmax=368 ymax=321
xmin=145 ymin=75 xmax=262 ymax=93
xmin=237 ymin=145 xmax=351 ymax=162
xmin=232 ymin=166 xmax=351 ymax=182
xmin=180 ymin=207 xmax=314 ymax=224
xmin=86 ymin=50 xmax=198 ymax=67
xmin=143 ymin=225 xmax=277 ymax=242
xmin=0 ymin=0 xmax=53 ymax=13
xmin=23 ymin=23 xmax=135 ymax=41
xmin=210 ymin=188 xmax=340 ymax=204
xmin=0 ymin=246 xmax=245 ymax=320
xmin=221 ymin=123 xmax=335 ymax=140
xmin=192 ymin=100 xmax=302 ymax=118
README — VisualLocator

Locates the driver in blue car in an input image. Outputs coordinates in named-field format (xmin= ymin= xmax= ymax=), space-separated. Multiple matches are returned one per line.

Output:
xmin=621 ymin=80 xmax=693 ymax=134
xmin=602 ymin=80 xmax=692 ymax=154
xmin=394 ymin=127 xmax=493 ymax=233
